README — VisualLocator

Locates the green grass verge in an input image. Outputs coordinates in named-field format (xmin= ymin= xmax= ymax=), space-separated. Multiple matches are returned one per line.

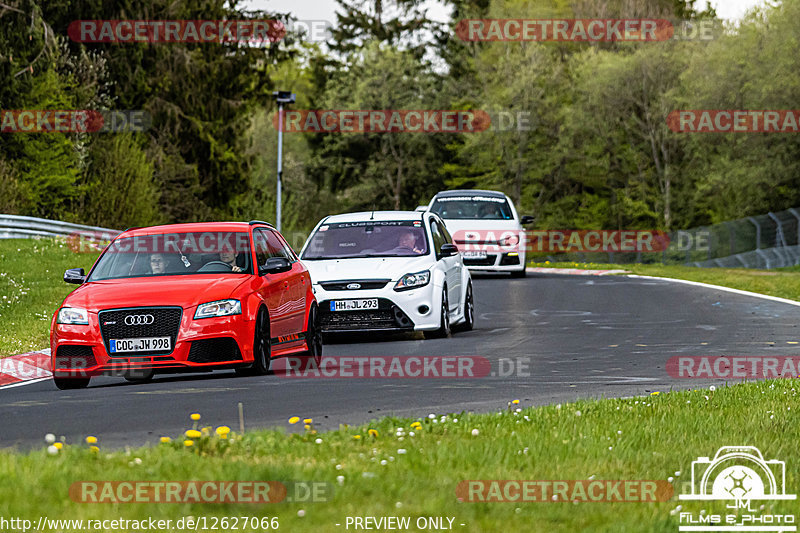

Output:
xmin=2 ymin=381 xmax=797 ymax=532
xmin=0 ymin=238 xmax=97 ymax=356
xmin=529 ymin=261 xmax=800 ymax=302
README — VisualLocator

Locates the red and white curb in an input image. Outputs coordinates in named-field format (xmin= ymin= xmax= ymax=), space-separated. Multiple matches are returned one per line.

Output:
xmin=0 ymin=349 xmax=51 ymax=389
xmin=527 ymin=267 xmax=629 ymax=276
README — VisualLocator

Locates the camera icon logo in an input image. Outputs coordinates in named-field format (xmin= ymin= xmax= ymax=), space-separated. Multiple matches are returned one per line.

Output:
xmin=679 ymin=446 xmax=795 ymax=504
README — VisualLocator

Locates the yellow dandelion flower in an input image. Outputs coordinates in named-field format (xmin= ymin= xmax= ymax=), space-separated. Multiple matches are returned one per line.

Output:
xmin=190 ymin=413 xmax=201 ymax=421
xmin=160 ymin=437 xmax=171 ymax=444
xmin=85 ymin=436 xmax=98 ymax=445
xmin=89 ymin=446 xmax=99 ymax=453
xmin=650 ymin=391 xmax=661 ymax=396
xmin=368 ymin=429 xmax=379 ymax=438
xmin=288 ymin=416 xmax=300 ymax=424
xmin=353 ymin=435 xmax=362 ymax=440
xmin=185 ymin=429 xmax=202 ymax=439
xmin=512 ymin=399 xmax=520 ymax=405
xmin=54 ymin=442 xmax=64 ymax=450
xmin=304 ymin=424 xmax=311 ymax=430
xmin=184 ymin=440 xmax=194 ymax=447
xmin=303 ymin=418 xmax=313 ymax=424
xmin=215 ymin=426 xmax=231 ymax=436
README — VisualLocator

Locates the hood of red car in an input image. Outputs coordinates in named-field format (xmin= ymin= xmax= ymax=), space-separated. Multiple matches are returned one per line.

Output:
xmin=62 ymin=275 xmax=250 ymax=311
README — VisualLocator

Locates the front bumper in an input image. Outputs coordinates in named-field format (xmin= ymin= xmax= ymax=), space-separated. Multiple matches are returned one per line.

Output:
xmin=314 ymin=282 xmax=442 ymax=333
xmin=51 ymin=308 xmax=253 ymax=378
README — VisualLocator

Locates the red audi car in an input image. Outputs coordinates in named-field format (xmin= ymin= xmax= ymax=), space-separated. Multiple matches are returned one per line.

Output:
xmin=50 ymin=221 xmax=321 ymax=389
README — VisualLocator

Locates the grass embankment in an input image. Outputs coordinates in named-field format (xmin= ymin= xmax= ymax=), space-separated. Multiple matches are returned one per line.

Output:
xmin=0 ymin=238 xmax=97 ymax=356
xmin=530 ymin=261 xmax=800 ymax=302
xmin=1 ymin=381 xmax=797 ymax=532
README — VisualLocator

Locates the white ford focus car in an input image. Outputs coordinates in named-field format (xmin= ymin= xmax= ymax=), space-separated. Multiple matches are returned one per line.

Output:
xmin=423 ymin=190 xmax=533 ymax=277
xmin=299 ymin=211 xmax=474 ymax=338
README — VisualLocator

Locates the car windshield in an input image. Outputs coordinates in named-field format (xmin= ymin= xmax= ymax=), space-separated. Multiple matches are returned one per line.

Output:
xmin=301 ymin=220 xmax=429 ymax=260
xmin=87 ymin=231 xmax=252 ymax=281
xmin=431 ymin=195 xmax=513 ymax=220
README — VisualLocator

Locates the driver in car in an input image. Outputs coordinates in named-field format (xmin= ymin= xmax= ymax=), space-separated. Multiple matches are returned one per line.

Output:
xmin=149 ymin=253 xmax=167 ymax=274
xmin=389 ymin=230 xmax=423 ymax=255
xmin=219 ymin=250 xmax=244 ymax=272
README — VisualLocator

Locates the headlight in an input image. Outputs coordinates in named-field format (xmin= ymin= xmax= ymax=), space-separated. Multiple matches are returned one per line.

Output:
xmin=394 ymin=270 xmax=431 ymax=291
xmin=194 ymin=299 xmax=242 ymax=319
xmin=57 ymin=307 xmax=89 ymax=325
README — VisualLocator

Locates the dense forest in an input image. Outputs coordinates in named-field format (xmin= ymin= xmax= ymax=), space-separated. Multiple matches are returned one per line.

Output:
xmin=1 ymin=0 xmax=798 ymax=237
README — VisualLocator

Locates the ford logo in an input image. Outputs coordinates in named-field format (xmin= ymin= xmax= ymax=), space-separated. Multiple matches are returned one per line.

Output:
xmin=346 ymin=283 xmax=362 ymax=290
xmin=124 ymin=314 xmax=154 ymax=326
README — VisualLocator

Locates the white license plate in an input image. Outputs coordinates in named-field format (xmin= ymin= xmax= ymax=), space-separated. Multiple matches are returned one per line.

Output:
xmin=331 ymin=299 xmax=379 ymax=312
xmin=110 ymin=337 xmax=171 ymax=353
xmin=462 ymin=251 xmax=488 ymax=259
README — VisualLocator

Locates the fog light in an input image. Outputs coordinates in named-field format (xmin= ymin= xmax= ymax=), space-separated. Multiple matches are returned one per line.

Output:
xmin=418 ymin=305 xmax=430 ymax=314
xmin=507 ymin=252 xmax=519 ymax=257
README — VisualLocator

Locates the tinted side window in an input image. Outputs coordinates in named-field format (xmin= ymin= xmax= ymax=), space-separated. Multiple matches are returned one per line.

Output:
xmin=429 ymin=219 xmax=446 ymax=256
xmin=253 ymin=230 xmax=271 ymax=267
xmin=271 ymin=231 xmax=298 ymax=261
xmin=439 ymin=220 xmax=454 ymax=244
xmin=264 ymin=230 xmax=293 ymax=261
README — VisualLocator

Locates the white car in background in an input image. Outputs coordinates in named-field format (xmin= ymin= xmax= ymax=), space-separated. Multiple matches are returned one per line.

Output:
xmin=299 ymin=211 xmax=474 ymax=338
xmin=422 ymin=190 xmax=533 ymax=277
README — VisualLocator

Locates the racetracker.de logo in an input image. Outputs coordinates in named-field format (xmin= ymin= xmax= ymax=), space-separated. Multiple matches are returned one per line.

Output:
xmin=67 ymin=20 xmax=286 ymax=44
xmin=456 ymin=480 xmax=673 ymax=502
xmin=455 ymin=19 xmax=673 ymax=42
xmin=668 ymin=110 xmax=800 ymax=133
xmin=273 ymin=356 xmax=492 ymax=379
xmin=667 ymin=356 xmax=800 ymax=379
xmin=70 ymin=481 xmax=331 ymax=503
xmin=1 ymin=110 xmax=151 ymax=133
xmin=273 ymin=110 xmax=492 ymax=133
xmin=451 ymin=230 xmax=671 ymax=254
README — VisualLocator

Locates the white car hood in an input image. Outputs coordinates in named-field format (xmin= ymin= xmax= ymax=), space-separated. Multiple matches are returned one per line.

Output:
xmin=303 ymin=256 xmax=432 ymax=283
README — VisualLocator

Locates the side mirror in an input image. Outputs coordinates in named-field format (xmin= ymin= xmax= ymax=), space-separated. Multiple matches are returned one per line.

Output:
xmin=520 ymin=215 xmax=534 ymax=225
xmin=259 ymin=257 xmax=292 ymax=275
xmin=415 ymin=205 xmax=428 ymax=212
xmin=440 ymin=243 xmax=459 ymax=257
xmin=64 ymin=268 xmax=86 ymax=284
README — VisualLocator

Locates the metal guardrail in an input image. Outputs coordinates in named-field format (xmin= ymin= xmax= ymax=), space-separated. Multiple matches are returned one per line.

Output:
xmin=0 ymin=214 xmax=119 ymax=240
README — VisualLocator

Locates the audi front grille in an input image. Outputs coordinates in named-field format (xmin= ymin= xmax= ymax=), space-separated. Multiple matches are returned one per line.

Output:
xmin=98 ymin=307 xmax=182 ymax=357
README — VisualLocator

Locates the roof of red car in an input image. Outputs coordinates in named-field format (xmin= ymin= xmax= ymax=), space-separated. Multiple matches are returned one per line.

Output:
xmin=121 ymin=222 xmax=266 ymax=236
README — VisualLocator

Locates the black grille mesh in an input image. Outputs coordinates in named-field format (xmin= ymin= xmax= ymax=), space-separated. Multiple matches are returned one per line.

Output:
xmin=463 ymin=254 xmax=497 ymax=266
xmin=55 ymin=345 xmax=97 ymax=369
xmin=319 ymin=279 xmax=391 ymax=291
xmin=187 ymin=338 xmax=243 ymax=363
xmin=98 ymin=307 xmax=182 ymax=356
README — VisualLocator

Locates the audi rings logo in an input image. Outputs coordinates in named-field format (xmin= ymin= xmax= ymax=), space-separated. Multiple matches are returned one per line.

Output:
xmin=346 ymin=283 xmax=362 ymax=290
xmin=124 ymin=314 xmax=154 ymax=326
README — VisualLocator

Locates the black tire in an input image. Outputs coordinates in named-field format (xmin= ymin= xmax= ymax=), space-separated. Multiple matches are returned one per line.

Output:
xmin=237 ymin=307 xmax=271 ymax=376
xmin=303 ymin=304 xmax=323 ymax=366
xmin=458 ymin=282 xmax=475 ymax=331
xmin=252 ymin=307 xmax=272 ymax=375
xmin=425 ymin=287 xmax=451 ymax=339
xmin=53 ymin=376 xmax=90 ymax=390
xmin=510 ymin=268 xmax=527 ymax=278
xmin=123 ymin=368 xmax=155 ymax=383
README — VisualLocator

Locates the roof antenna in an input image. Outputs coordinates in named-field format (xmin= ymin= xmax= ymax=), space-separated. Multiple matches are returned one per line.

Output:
xmin=370 ymin=210 xmax=375 ymax=220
